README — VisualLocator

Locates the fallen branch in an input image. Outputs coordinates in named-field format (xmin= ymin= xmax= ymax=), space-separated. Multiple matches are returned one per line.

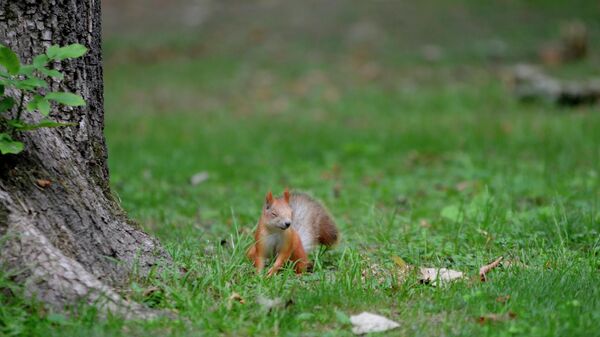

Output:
xmin=509 ymin=64 xmax=600 ymax=106
xmin=479 ymin=256 xmax=503 ymax=282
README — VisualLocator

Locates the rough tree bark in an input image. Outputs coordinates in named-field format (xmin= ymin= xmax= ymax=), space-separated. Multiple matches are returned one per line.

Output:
xmin=0 ymin=1 xmax=171 ymax=318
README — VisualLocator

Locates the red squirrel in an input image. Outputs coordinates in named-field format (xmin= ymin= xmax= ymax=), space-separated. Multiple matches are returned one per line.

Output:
xmin=247 ymin=188 xmax=339 ymax=276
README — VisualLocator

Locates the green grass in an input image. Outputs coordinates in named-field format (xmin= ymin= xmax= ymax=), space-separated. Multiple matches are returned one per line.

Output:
xmin=3 ymin=1 xmax=600 ymax=336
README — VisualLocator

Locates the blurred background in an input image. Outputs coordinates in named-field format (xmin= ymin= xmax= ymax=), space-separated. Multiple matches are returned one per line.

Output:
xmin=100 ymin=0 xmax=600 ymax=244
xmin=103 ymin=0 xmax=599 ymax=68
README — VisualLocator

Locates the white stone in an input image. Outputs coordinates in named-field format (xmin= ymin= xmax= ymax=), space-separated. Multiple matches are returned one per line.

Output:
xmin=419 ymin=267 xmax=464 ymax=286
xmin=350 ymin=312 xmax=400 ymax=335
xmin=190 ymin=171 xmax=209 ymax=186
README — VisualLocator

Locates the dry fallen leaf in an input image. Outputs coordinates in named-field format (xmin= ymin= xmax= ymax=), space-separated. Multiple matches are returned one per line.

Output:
xmin=391 ymin=255 xmax=412 ymax=283
xmin=227 ymin=292 xmax=245 ymax=309
xmin=496 ymin=295 xmax=511 ymax=303
xmin=361 ymin=261 xmax=385 ymax=283
xmin=419 ymin=267 xmax=464 ymax=286
xmin=480 ymin=256 xmax=503 ymax=282
xmin=350 ymin=312 xmax=400 ymax=335
xmin=361 ymin=257 xmax=411 ymax=286
xmin=477 ymin=311 xmax=517 ymax=324
xmin=36 ymin=179 xmax=52 ymax=188
xmin=455 ymin=180 xmax=471 ymax=191
xmin=419 ymin=219 xmax=431 ymax=228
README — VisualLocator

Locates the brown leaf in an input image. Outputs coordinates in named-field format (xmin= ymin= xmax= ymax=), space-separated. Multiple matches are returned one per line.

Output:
xmin=419 ymin=219 xmax=431 ymax=228
xmin=36 ymin=179 xmax=52 ymax=188
xmin=496 ymin=295 xmax=511 ymax=303
xmin=477 ymin=311 xmax=517 ymax=324
xmin=321 ymin=164 xmax=341 ymax=180
xmin=480 ymin=256 xmax=503 ymax=282
xmin=455 ymin=181 xmax=471 ymax=191
xmin=227 ymin=292 xmax=245 ymax=309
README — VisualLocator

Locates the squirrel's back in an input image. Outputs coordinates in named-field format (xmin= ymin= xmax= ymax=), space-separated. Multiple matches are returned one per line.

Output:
xmin=289 ymin=192 xmax=339 ymax=252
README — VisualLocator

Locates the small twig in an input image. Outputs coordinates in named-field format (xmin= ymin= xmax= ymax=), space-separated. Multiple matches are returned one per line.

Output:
xmin=479 ymin=256 xmax=503 ymax=282
xmin=14 ymin=195 xmax=32 ymax=214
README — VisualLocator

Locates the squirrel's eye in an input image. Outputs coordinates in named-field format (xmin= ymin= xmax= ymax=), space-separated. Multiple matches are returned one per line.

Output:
xmin=271 ymin=212 xmax=277 ymax=217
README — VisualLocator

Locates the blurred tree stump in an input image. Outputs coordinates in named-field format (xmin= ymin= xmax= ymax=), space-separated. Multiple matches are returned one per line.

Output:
xmin=539 ymin=21 xmax=588 ymax=66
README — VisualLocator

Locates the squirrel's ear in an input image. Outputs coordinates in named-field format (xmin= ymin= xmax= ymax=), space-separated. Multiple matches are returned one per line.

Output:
xmin=283 ymin=187 xmax=290 ymax=203
xmin=265 ymin=191 xmax=273 ymax=208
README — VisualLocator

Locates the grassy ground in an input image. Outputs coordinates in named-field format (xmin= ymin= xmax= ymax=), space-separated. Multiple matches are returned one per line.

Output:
xmin=2 ymin=1 xmax=600 ymax=336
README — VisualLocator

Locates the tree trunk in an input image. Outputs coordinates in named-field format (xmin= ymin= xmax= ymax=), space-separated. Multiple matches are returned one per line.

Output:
xmin=0 ymin=1 xmax=171 ymax=318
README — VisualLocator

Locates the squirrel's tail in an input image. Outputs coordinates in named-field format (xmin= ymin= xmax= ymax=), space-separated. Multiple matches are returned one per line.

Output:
xmin=318 ymin=216 xmax=339 ymax=247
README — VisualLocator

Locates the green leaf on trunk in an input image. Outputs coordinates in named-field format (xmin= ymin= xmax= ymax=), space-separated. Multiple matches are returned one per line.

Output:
xmin=27 ymin=95 xmax=40 ymax=111
xmin=47 ymin=44 xmax=87 ymax=61
xmin=38 ymin=97 xmax=50 ymax=115
xmin=46 ymin=92 xmax=85 ymax=106
xmin=33 ymin=54 xmax=49 ymax=68
xmin=0 ymin=45 xmax=20 ymax=75
xmin=39 ymin=68 xmax=64 ymax=79
xmin=0 ymin=133 xmax=24 ymax=154
xmin=18 ymin=65 xmax=34 ymax=77
xmin=0 ymin=96 xmax=15 ymax=112
xmin=26 ymin=95 xmax=51 ymax=115
xmin=16 ymin=77 xmax=48 ymax=90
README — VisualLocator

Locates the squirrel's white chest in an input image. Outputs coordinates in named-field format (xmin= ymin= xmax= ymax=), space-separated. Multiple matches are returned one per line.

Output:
xmin=263 ymin=233 xmax=284 ymax=258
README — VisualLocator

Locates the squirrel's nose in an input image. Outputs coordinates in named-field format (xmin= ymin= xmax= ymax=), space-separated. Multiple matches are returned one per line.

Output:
xmin=284 ymin=221 xmax=291 ymax=228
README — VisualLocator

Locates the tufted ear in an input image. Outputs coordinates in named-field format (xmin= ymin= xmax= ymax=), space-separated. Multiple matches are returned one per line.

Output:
xmin=283 ymin=187 xmax=290 ymax=203
xmin=265 ymin=191 xmax=274 ymax=208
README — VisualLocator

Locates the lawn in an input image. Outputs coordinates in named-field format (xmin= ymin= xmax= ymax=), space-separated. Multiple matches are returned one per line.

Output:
xmin=2 ymin=1 xmax=600 ymax=336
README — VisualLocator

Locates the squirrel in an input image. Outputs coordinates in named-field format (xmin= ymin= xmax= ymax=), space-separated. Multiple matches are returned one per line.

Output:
xmin=247 ymin=188 xmax=339 ymax=276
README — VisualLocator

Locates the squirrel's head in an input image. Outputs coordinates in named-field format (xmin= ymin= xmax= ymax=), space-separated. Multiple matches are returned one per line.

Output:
xmin=263 ymin=188 xmax=293 ymax=231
